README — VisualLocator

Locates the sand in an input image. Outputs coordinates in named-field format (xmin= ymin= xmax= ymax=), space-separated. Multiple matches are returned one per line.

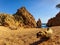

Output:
xmin=0 ymin=26 xmax=60 ymax=45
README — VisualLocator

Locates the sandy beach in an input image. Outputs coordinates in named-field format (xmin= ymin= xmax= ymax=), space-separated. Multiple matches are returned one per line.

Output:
xmin=0 ymin=26 xmax=60 ymax=45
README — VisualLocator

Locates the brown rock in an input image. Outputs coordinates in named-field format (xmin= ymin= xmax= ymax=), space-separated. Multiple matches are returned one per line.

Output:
xmin=0 ymin=14 xmax=14 ymax=26
xmin=47 ymin=12 xmax=60 ymax=27
xmin=0 ymin=14 xmax=17 ymax=29
xmin=0 ymin=7 xmax=37 ymax=28
xmin=13 ymin=7 xmax=37 ymax=28
xmin=13 ymin=14 xmax=24 ymax=27
xmin=36 ymin=19 xmax=41 ymax=28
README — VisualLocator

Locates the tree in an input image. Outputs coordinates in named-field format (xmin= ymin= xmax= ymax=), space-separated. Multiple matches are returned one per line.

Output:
xmin=56 ymin=4 xmax=60 ymax=11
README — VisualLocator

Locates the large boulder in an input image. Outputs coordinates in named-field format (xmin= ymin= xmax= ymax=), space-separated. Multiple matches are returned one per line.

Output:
xmin=36 ymin=18 xmax=41 ymax=28
xmin=13 ymin=7 xmax=37 ymax=28
xmin=47 ymin=12 xmax=60 ymax=27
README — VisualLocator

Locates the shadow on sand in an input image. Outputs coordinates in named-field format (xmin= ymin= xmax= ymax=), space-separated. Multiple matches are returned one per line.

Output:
xmin=30 ymin=37 xmax=50 ymax=45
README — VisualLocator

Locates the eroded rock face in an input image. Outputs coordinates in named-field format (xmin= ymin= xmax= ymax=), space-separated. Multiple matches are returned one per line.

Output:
xmin=0 ymin=7 xmax=37 ymax=28
xmin=47 ymin=12 xmax=60 ymax=27
xmin=14 ymin=7 xmax=37 ymax=28
xmin=36 ymin=19 xmax=41 ymax=28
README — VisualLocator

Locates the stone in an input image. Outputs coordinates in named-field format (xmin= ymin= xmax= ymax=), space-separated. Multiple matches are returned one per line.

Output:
xmin=13 ymin=7 xmax=37 ymax=28
xmin=36 ymin=18 xmax=41 ymax=28
xmin=47 ymin=12 xmax=60 ymax=27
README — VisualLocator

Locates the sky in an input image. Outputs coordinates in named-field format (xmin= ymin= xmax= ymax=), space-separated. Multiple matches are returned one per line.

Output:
xmin=0 ymin=0 xmax=60 ymax=23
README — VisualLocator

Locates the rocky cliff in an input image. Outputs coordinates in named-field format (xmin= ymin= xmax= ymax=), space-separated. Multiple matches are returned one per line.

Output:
xmin=0 ymin=7 xmax=37 ymax=29
xmin=47 ymin=12 xmax=60 ymax=27
xmin=13 ymin=7 xmax=37 ymax=28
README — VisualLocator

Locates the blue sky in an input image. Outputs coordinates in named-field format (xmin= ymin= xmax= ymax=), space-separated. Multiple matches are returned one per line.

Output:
xmin=0 ymin=0 xmax=60 ymax=23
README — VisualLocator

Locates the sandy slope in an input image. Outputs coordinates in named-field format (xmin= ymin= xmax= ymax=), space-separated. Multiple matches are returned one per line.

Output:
xmin=0 ymin=26 xmax=60 ymax=45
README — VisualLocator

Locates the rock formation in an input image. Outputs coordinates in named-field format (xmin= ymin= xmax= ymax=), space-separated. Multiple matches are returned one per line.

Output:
xmin=13 ymin=7 xmax=37 ymax=28
xmin=36 ymin=19 xmax=41 ymax=28
xmin=0 ymin=14 xmax=17 ymax=29
xmin=0 ymin=7 xmax=37 ymax=28
xmin=47 ymin=12 xmax=60 ymax=27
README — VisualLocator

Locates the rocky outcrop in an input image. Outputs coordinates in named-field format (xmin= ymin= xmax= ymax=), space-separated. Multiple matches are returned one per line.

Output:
xmin=0 ymin=14 xmax=17 ymax=29
xmin=0 ymin=7 xmax=37 ymax=28
xmin=0 ymin=14 xmax=14 ymax=26
xmin=47 ymin=12 xmax=60 ymax=27
xmin=36 ymin=19 xmax=41 ymax=28
xmin=13 ymin=7 xmax=37 ymax=28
